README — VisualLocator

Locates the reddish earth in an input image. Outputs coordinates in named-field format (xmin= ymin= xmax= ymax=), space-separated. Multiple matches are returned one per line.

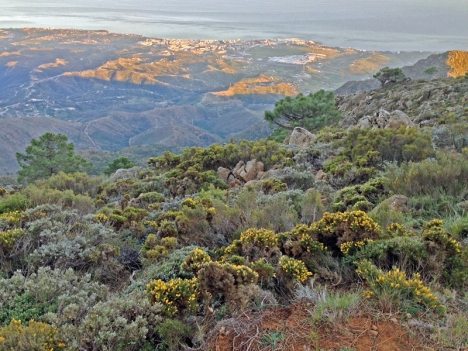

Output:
xmin=207 ymin=304 xmax=424 ymax=351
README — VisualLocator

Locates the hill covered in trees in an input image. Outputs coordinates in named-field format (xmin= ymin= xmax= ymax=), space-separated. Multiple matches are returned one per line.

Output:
xmin=1 ymin=69 xmax=468 ymax=350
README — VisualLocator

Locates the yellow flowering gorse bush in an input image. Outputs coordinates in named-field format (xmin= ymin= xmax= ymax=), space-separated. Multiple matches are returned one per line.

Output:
xmin=146 ymin=277 xmax=200 ymax=317
xmin=312 ymin=211 xmax=380 ymax=237
xmin=279 ymin=256 xmax=312 ymax=283
xmin=386 ymin=223 xmax=414 ymax=237
xmin=422 ymin=219 xmax=462 ymax=254
xmin=0 ymin=319 xmax=65 ymax=351
xmin=0 ymin=228 xmax=25 ymax=248
xmin=92 ymin=213 xmax=109 ymax=224
xmin=239 ymin=228 xmax=278 ymax=248
xmin=181 ymin=247 xmax=212 ymax=274
xmin=356 ymin=260 xmax=444 ymax=313
xmin=0 ymin=211 xmax=21 ymax=227
xmin=340 ymin=239 xmax=374 ymax=256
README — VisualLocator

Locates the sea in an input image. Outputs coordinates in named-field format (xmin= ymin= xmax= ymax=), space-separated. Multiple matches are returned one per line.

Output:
xmin=1 ymin=0 xmax=467 ymax=51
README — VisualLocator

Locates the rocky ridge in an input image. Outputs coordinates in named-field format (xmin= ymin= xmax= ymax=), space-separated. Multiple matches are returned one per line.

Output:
xmin=336 ymin=78 xmax=468 ymax=131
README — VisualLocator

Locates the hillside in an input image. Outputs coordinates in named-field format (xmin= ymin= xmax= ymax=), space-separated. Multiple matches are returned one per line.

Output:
xmin=0 ymin=28 xmax=435 ymax=174
xmin=1 ymin=71 xmax=468 ymax=350
xmin=335 ymin=50 xmax=468 ymax=95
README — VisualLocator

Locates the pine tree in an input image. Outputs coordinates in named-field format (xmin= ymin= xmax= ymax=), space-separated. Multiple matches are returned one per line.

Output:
xmin=16 ymin=132 xmax=91 ymax=183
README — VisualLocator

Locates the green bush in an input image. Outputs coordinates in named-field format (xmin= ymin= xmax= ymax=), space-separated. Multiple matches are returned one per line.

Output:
xmin=386 ymin=151 xmax=468 ymax=198
xmin=34 ymin=172 xmax=103 ymax=197
xmin=0 ymin=193 xmax=31 ymax=214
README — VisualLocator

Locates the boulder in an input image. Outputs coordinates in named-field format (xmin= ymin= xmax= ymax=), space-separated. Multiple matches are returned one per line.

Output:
xmin=217 ymin=167 xmax=232 ymax=184
xmin=315 ymin=170 xmax=327 ymax=181
xmin=232 ymin=160 xmax=245 ymax=175
xmin=372 ymin=195 xmax=408 ymax=213
xmin=355 ymin=116 xmax=372 ymax=129
xmin=109 ymin=167 xmax=142 ymax=181
xmin=385 ymin=110 xmax=415 ymax=129
xmin=288 ymin=127 xmax=316 ymax=147
xmin=352 ymin=109 xmax=415 ymax=130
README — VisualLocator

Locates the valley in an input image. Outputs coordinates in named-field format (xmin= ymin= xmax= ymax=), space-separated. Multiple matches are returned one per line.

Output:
xmin=0 ymin=27 xmax=446 ymax=173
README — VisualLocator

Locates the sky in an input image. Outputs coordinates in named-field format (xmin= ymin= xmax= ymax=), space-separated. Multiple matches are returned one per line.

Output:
xmin=0 ymin=0 xmax=467 ymax=51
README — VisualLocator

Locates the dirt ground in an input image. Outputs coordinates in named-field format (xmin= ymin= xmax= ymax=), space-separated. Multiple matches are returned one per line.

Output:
xmin=207 ymin=303 xmax=426 ymax=351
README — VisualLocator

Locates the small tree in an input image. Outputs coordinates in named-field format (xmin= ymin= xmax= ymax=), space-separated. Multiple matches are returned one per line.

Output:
xmin=16 ymin=132 xmax=91 ymax=183
xmin=424 ymin=66 xmax=438 ymax=80
xmin=373 ymin=67 xmax=406 ymax=87
xmin=264 ymin=90 xmax=340 ymax=132
xmin=103 ymin=156 xmax=136 ymax=176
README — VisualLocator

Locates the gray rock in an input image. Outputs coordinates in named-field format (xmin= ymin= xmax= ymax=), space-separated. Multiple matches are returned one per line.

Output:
xmin=288 ymin=127 xmax=316 ymax=147
xmin=315 ymin=170 xmax=327 ymax=181
xmin=217 ymin=167 xmax=232 ymax=184
xmin=385 ymin=110 xmax=415 ymax=129
xmin=372 ymin=195 xmax=408 ymax=213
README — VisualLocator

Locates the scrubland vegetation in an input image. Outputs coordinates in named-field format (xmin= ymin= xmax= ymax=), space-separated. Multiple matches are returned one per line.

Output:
xmin=1 ymin=75 xmax=468 ymax=351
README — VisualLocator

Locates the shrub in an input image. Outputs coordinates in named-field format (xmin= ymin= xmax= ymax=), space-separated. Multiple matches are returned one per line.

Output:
xmin=197 ymin=262 xmax=258 ymax=310
xmin=156 ymin=319 xmax=193 ymax=351
xmin=69 ymin=292 xmax=161 ymax=351
xmin=0 ymin=228 xmax=25 ymax=249
xmin=268 ymin=167 xmax=316 ymax=191
xmin=324 ymin=127 xmax=434 ymax=185
xmin=278 ymin=256 xmax=312 ymax=283
xmin=25 ymin=185 xmax=95 ymax=215
xmin=300 ymin=189 xmax=325 ymax=224
xmin=421 ymin=219 xmax=466 ymax=287
xmin=0 ymin=211 xmax=22 ymax=231
xmin=0 ymin=267 xmax=108 ymax=331
xmin=422 ymin=219 xmax=462 ymax=255
xmin=386 ymin=151 xmax=468 ymax=198
xmin=0 ymin=193 xmax=31 ymax=214
xmin=137 ymin=191 xmax=165 ymax=208
xmin=34 ymin=172 xmax=102 ymax=197
xmin=146 ymin=278 xmax=200 ymax=317
xmin=310 ymin=211 xmax=380 ymax=255
xmin=340 ymin=239 xmax=374 ymax=256
xmin=224 ymin=228 xmax=281 ymax=263
xmin=148 ymin=140 xmax=290 ymax=196
xmin=355 ymin=236 xmax=427 ymax=272
xmin=0 ymin=188 xmax=8 ymax=197
xmin=0 ymin=319 xmax=65 ymax=351
xmin=180 ymin=247 xmax=212 ymax=275
xmin=251 ymin=259 xmax=275 ymax=283
xmin=136 ymin=246 xmax=199 ymax=282
xmin=259 ymin=179 xmax=288 ymax=194
xmin=356 ymin=260 xmax=444 ymax=313
xmin=239 ymin=228 xmax=278 ymax=248
xmin=331 ymin=178 xmax=388 ymax=212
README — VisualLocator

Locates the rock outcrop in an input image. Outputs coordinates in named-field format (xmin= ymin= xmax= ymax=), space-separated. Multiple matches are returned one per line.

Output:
xmin=372 ymin=195 xmax=408 ymax=214
xmin=352 ymin=109 xmax=415 ymax=130
xmin=287 ymin=127 xmax=317 ymax=147
xmin=336 ymin=78 xmax=468 ymax=131
xmin=217 ymin=159 xmax=267 ymax=188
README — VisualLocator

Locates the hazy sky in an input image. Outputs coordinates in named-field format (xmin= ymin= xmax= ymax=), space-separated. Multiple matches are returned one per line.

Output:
xmin=1 ymin=0 xmax=467 ymax=51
